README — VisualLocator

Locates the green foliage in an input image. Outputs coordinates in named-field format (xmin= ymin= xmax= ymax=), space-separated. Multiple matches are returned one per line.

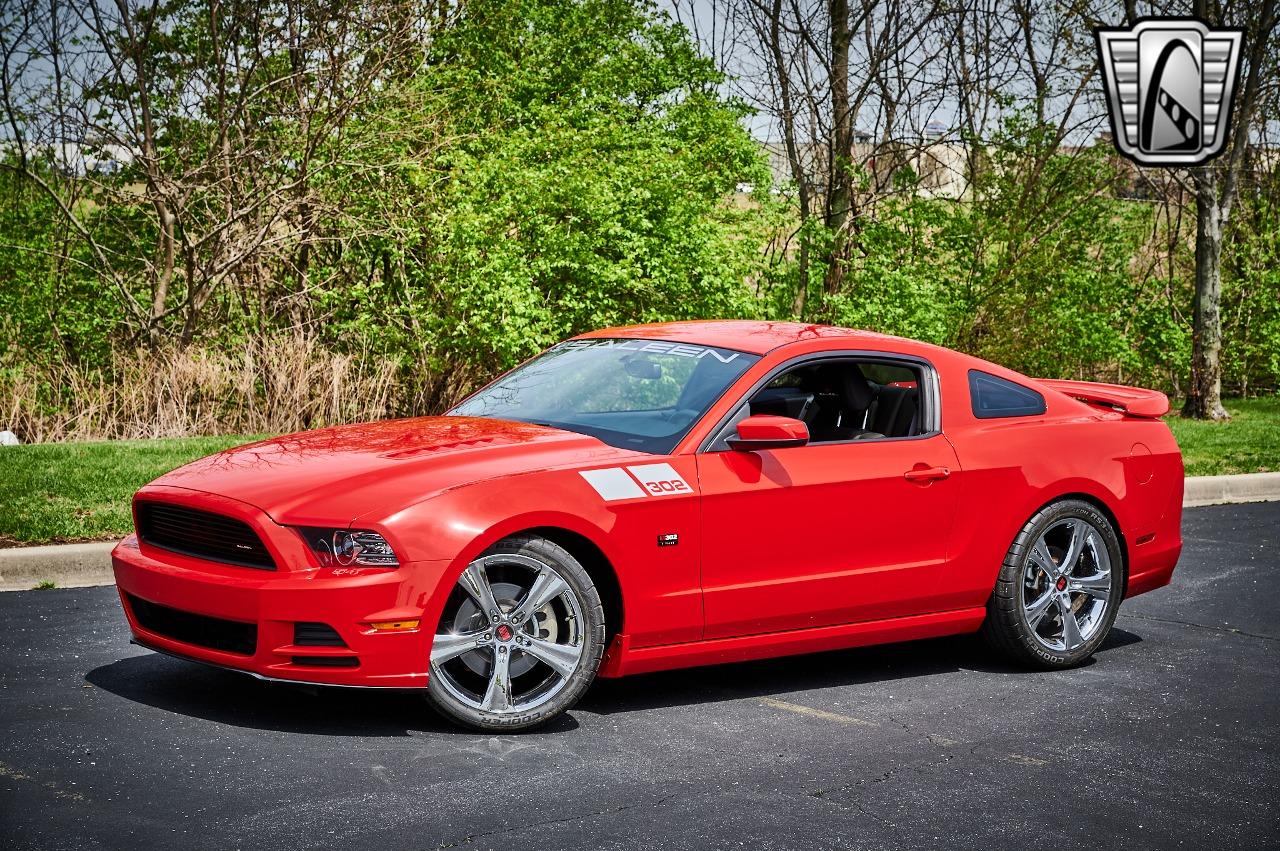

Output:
xmin=2 ymin=0 xmax=776 ymax=422
xmin=333 ymin=0 xmax=772 ymax=374
xmin=1222 ymin=166 xmax=1280 ymax=394
xmin=0 ymin=166 xmax=118 ymax=369
xmin=820 ymin=196 xmax=955 ymax=344
xmin=807 ymin=112 xmax=1210 ymax=390
xmin=947 ymin=126 xmax=1158 ymax=383
xmin=3 ymin=1 xmax=1278 ymax=438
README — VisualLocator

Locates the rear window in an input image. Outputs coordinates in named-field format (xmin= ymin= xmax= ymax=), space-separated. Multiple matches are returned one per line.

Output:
xmin=968 ymin=370 xmax=1046 ymax=419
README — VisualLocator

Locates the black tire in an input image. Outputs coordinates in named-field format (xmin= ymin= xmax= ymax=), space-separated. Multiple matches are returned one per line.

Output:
xmin=426 ymin=534 xmax=606 ymax=732
xmin=981 ymin=499 xmax=1124 ymax=669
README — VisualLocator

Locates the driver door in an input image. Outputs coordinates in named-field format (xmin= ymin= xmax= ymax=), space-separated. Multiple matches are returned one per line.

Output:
xmin=696 ymin=357 xmax=961 ymax=639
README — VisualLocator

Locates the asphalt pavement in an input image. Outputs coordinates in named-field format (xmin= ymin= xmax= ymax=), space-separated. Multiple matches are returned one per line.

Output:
xmin=1 ymin=502 xmax=1277 ymax=850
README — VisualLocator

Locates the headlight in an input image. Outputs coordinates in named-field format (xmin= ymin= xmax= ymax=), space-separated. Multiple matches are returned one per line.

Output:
xmin=295 ymin=527 xmax=400 ymax=567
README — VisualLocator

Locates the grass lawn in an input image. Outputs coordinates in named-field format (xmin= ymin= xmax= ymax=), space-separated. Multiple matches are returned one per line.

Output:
xmin=0 ymin=436 xmax=264 ymax=547
xmin=1165 ymin=396 xmax=1280 ymax=477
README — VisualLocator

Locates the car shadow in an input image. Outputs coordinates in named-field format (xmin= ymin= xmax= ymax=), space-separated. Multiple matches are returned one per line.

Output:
xmin=85 ymin=628 xmax=1142 ymax=734
xmin=82 ymin=653 xmax=570 ymax=737
xmin=577 ymin=628 xmax=1144 ymax=716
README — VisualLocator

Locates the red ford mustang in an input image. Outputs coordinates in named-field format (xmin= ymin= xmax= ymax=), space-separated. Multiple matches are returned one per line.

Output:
xmin=112 ymin=321 xmax=1183 ymax=730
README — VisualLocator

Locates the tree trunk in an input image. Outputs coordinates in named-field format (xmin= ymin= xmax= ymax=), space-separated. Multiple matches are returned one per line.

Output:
xmin=762 ymin=0 xmax=812 ymax=318
xmin=822 ymin=0 xmax=853 ymax=300
xmin=1180 ymin=0 xmax=1277 ymax=419
xmin=1183 ymin=172 xmax=1229 ymax=420
xmin=150 ymin=202 xmax=175 ymax=347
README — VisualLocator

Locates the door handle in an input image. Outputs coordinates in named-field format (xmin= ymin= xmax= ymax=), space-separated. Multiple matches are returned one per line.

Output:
xmin=904 ymin=465 xmax=950 ymax=483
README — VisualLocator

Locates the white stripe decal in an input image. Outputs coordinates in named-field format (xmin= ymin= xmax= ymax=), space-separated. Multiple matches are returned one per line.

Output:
xmin=625 ymin=463 xmax=692 ymax=497
xmin=580 ymin=468 xmax=647 ymax=501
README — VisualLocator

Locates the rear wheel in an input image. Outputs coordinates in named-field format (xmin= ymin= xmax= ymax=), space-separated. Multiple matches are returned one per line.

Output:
xmin=426 ymin=535 xmax=605 ymax=731
xmin=981 ymin=499 xmax=1123 ymax=668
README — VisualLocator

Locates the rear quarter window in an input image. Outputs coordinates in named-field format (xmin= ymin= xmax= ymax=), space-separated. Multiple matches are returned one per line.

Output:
xmin=968 ymin=370 xmax=1046 ymax=419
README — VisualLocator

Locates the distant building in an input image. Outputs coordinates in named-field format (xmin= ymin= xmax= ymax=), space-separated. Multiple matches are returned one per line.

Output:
xmin=0 ymin=139 xmax=135 ymax=176
xmin=759 ymin=126 xmax=970 ymax=201
xmin=747 ymin=122 xmax=1280 ymax=211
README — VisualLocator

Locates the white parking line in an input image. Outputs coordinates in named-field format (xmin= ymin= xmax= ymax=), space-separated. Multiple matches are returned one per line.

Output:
xmin=758 ymin=698 xmax=1050 ymax=769
xmin=758 ymin=697 xmax=880 ymax=727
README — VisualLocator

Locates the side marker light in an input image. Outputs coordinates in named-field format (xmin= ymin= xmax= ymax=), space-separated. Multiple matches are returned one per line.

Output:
xmin=369 ymin=620 xmax=420 ymax=632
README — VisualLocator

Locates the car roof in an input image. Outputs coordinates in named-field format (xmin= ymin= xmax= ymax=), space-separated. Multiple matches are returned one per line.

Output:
xmin=575 ymin=320 xmax=923 ymax=356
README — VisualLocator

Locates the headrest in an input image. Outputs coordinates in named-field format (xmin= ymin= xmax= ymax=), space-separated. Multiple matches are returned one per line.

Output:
xmin=815 ymin=363 xmax=874 ymax=410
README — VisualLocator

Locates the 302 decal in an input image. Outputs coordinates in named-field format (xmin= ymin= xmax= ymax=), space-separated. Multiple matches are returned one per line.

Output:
xmin=579 ymin=463 xmax=692 ymax=501
xmin=642 ymin=479 xmax=689 ymax=495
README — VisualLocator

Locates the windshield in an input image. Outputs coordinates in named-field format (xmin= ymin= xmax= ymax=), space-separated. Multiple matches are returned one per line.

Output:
xmin=449 ymin=338 xmax=759 ymax=453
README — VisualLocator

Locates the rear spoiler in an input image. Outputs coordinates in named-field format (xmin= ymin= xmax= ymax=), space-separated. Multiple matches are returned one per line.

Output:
xmin=1037 ymin=379 xmax=1170 ymax=418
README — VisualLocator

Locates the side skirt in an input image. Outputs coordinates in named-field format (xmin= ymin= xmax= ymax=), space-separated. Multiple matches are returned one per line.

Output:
xmin=598 ymin=606 xmax=987 ymax=678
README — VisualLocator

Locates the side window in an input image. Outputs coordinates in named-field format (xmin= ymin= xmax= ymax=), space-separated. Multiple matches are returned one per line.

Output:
xmin=716 ymin=358 xmax=927 ymax=447
xmin=968 ymin=370 xmax=1046 ymax=419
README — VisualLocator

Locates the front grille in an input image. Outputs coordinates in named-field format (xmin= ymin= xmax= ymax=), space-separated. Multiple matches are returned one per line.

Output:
xmin=126 ymin=593 xmax=257 ymax=656
xmin=136 ymin=501 xmax=276 ymax=570
xmin=294 ymin=622 xmax=346 ymax=647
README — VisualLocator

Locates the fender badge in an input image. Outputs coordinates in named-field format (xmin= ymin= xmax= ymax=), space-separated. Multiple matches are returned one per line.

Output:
xmin=657 ymin=533 xmax=679 ymax=548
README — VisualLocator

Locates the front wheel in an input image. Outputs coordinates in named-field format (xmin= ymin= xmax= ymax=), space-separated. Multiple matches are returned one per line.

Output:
xmin=981 ymin=499 xmax=1124 ymax=668
xmin=426 ymin=535 xmax=606 ymax=731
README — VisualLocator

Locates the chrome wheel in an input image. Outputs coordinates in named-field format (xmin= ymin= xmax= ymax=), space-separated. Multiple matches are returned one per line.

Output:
xmin=1020 ymin=517 xmax=1113 ymax=652
xmin=431 ymin=553 xmax=585 ymax=715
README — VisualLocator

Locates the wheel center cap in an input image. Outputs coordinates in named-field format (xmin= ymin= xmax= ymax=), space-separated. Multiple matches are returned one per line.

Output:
xmin=1055 ymin=576 xmax=1068 ymax=592
xmin=495 ymin=624 xmax=513 ymax=642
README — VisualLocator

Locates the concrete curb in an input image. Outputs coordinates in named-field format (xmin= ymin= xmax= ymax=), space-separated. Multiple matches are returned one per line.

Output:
xmin=1182 ymin=471 xmax=1280 ymax=508
xmin=0 ymin=541 xmax=117 ymax=592
xmin=2 ymin=472 xmax=1278 ymax=591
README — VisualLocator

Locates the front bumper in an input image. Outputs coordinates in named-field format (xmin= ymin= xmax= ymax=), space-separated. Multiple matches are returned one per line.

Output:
xmin=112 ymin=491 xmax=448 ymax=688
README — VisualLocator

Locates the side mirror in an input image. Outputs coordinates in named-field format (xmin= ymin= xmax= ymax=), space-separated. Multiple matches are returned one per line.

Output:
xmin=727 ymin=414 xmax=810 ymax=451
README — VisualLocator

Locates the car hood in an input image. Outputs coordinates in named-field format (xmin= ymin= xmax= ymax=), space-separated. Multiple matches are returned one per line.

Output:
xmin=151 ymin=416 xmax=642 ymax=525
